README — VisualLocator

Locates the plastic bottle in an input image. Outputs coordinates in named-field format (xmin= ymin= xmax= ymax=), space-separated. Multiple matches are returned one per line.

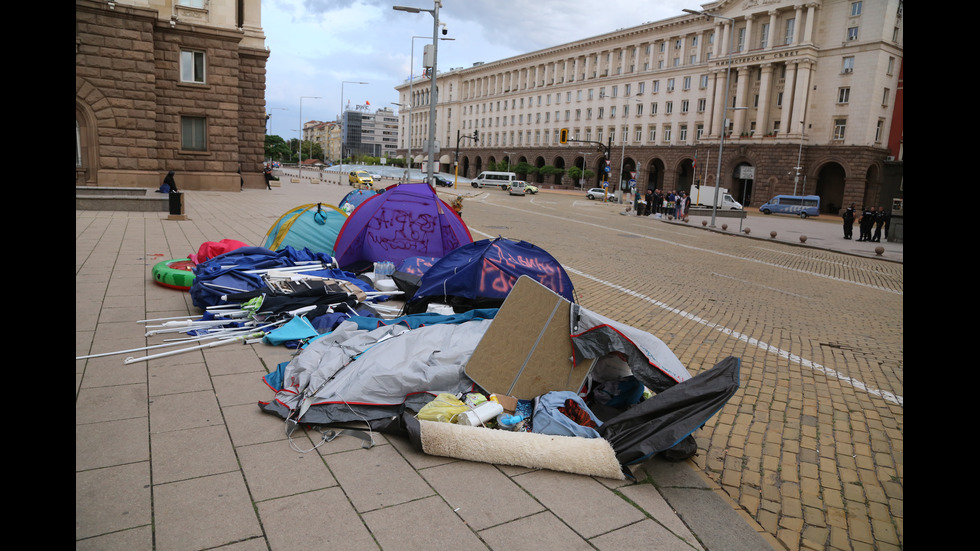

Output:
xmin=457 ymin=401 xmax=504 ymax=426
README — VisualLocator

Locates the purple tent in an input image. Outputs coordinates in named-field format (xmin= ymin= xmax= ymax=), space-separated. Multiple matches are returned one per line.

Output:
xmin=333 ymin=183 xmax=472 ymax=271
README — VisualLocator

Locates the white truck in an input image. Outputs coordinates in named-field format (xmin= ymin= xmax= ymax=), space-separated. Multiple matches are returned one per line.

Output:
xmin=689 ymin=185 xmax=743 ymax=210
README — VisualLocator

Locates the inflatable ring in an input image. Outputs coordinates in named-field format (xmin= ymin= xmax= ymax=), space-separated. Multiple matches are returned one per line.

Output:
xmin=152 ymin=258 xmax=196 ymax=291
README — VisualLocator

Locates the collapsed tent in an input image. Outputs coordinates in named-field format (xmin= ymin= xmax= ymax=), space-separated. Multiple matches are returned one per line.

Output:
xmin=404 ymin=237 xmax=575 ymax=314
xmin=262 ymin=203 xmax=347 ymax=255
xmin=189 ymin=246 xmax=371 ymax=310
xmin=259 ymin=277 xmax=739 ymax=475
xmin=332 ymin=183 xmax=472 ymax=272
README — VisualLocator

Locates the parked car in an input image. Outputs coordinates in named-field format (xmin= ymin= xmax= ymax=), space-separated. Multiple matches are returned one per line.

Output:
xmin=586 ymin=187 xmax=609 ymax=200
xmin=348 ymin=170 xmax=374 ymax=188
xmin=508 ymin=181 xmax=528 ymax=196
xmin=431 ymin=175 xmax=454 ymax=187
xmin=524 ymin=183 xmax=539 ymax=194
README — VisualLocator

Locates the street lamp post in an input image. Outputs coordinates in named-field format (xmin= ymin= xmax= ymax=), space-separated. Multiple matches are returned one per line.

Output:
xmin=684 ymin=8 xmax=736 ymax=227
xmin=394 ymin=1 xmax=442 ymax=187
xmin=403 ymin=35 xmax=453 ymax=184
xmin=793 ymin=120 xmax=805 ymax=196
xmin=339 ymin=81 xmax=368 ymax=185
xmin=504 ymin=151 xmax=516 ymax=173
xmin=299 ymin=96 xmax=320 ymax=182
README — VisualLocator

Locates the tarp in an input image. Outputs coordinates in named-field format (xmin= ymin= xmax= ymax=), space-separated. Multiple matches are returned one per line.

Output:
xmin=404 ymin=237 xmax=574 ymax=314
xmin=332 ymin=183 xmax=472 ymax=271
xmin=262 ymin=203 xmax=347 ymax=255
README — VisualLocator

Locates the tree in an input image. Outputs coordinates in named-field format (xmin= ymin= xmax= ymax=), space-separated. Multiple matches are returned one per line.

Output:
xmin=265 ymin=135 xmax=291 ymax=162
xmin=512 ymin=161 xmax=534 ymax=177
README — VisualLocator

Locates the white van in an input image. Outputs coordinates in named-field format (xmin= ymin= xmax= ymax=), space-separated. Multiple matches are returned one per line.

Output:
xmin=472 ymin=171 xmax=518 ymax=190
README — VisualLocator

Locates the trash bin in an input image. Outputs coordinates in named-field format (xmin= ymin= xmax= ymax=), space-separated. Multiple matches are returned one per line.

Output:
xmin=169 ymin=191 xmax=184 ymax=216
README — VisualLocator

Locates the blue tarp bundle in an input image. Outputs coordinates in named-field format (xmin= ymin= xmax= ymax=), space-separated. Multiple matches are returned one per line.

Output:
xmin=189 ymin=246 xmax=372 ymax=309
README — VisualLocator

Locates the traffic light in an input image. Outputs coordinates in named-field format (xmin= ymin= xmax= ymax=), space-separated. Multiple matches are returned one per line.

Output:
xmin=473 ymin=129 xmax=479 ymax=141
xmin=559 ymin=128 xmax=568 ymax=144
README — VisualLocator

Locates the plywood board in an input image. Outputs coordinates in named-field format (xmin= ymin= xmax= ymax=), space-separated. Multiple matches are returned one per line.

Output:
xmin=465 ymin=276 xmax=594 ymax=399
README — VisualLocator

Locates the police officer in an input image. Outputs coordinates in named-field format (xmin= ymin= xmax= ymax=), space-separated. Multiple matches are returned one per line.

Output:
xmin=842 ymin=203 xmax=856 ymax=239
xmin=857 ymin=205 xmax=875 ymax=242
xmin=872 ymin=206 xmax=889 ymax=242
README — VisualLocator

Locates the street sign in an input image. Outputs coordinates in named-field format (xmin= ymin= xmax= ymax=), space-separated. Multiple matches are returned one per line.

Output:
xmin=604 ymin=166 xmax=611 ymax=173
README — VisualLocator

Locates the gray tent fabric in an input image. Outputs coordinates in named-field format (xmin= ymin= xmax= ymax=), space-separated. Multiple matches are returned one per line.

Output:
xmin=570 ymin=305 xmax=691 ymax=393
xmin=260 ymin=319 xmax=492 ymax=426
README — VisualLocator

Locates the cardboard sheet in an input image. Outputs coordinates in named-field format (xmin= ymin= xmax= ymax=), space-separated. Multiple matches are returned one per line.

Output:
xmin=464 ymin=276 xmax=595 ymax=399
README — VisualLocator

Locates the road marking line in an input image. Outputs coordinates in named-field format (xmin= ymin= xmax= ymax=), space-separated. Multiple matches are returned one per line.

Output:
xmin=565 ymin=267 xmax=903 ymax=407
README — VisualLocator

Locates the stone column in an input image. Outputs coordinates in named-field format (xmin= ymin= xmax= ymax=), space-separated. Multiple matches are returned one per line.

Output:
xmin=793 ymin=5 xmax=804 ymax=45
xmin=782 ymin=61 xmax=797 ymax=135
xmin=733 ymin=66 xmax=750 ymax=135
xmin=711 ymin=70 xmax=727 ymax=137
xmin=790 ymin=59 xmax=813 ymax=137
xmin=803 ymin=3 xmax=816 ymax=44
xmin=756 ymin=63 xmax=774 ymax=135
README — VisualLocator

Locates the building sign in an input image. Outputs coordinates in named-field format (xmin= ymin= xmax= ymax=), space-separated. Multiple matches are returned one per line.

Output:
xmin=738 ymin=166 xmax=756 ymax=180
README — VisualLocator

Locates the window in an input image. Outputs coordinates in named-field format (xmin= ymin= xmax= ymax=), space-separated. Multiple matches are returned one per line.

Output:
xmin=623 ymin=105 xmax=629 ymax=117
xmin=588 ymin=89 xmax=594 ymax=100
xmin=667 ymin=78 xmax=675 ymax=92
xmin=598 ymin=107 xmax=604 ymax=119
xmin=887 ymin=57 xmax=895 ymax=75
xmin=675 ymin=39 xmax=682 ymax=49
xmin=875 ymin=119 xmax=884 ymax=142
xmin=663 ymin=125 xmax=671 ymax=142
xmin=597 ymin=128 xmax=603 ymax=142
xmin=776 ymin=92 xmax=783 ymax=107
xmin=838 ymin=87 xmax=850 ymax=104
xmin=638 ymin=82 xmax=645 ymax=94
xmin=673 ymin=58 xmax=680 ymax=67
xmin=636 ymin=103 xmax=643 ymax=116
xmin=586 ymin=108 xmax=592 ymax=120
xmin=180 ymin=50 xmax=206 ymax=83
xmin=649 ymin=126 xmax=657 ymax=141
xmin=665 ymin=101 xmax=673 ymax=114
xmin=785 ymin=18 xmax=795 ymax=44
xmin=610 ymin=106 xmax=617 ymax=118
xmin=851 ymin=1 xmax=863 ymax=16
xmin=697 ymin=98 xmax=706 ymax=112
xmin=737 ymin=28 xmax=745 ymax=52
xmin=635 ymin=127 xmax=643 ymax=142
xmin=842 ymin=57 xmax=855 ymax=73
xmin=847 ymin=27 xmax=859 ymax=41
xmin=652 ymin=80 xmax=660 ymax=93
xmin=181 ymin=116 xmax=207 ymax=151
xmin=683 ymin=76 xmax=691 ymax=90
xmin=681 ymin=100 xmax=689 ymax=113
xmin=882 ymin=88 xmax=890 ymax=106
xmin=624 ymin=84 xmax=631 ymax=96
xmin=692 ymin=36 xmax=698 ymax=46
xmin=650 ymin=102 xmax=658 ymax=115
xmin=700 ymin=75 xmax=709 ymax=88
xmin=679 ymin=125 xmax=688 ymax=141
xmin=612 ymin=85 xmax=618 ymax=98
xmin=833 ymin=118 xmax=847 ymax=141
xmin=659 ymin=42 xmax=665 ymax=52
xmin=696 ymin=124 xmax=704 ymax=140
xmin=760 ymin=23 xmax=770 ymax=48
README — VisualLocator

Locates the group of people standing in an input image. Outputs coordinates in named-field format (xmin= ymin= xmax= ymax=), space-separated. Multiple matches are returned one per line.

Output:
xmin=638 ymin=188 xmax=690 ymax=218
xmin=842 ymin=204 xmax=889 ymax=242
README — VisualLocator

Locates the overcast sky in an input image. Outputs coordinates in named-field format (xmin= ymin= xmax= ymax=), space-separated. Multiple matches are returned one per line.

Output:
xmin=262 ymin=0 xmax=693 ymax=139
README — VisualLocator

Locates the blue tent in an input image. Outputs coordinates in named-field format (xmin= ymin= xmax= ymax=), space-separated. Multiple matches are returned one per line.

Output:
xmin=262 ymin=203 xmax=347 ymax=255
xmin=339 ymin=189 xmax=378 ymax=214
xmin=404 ymin=237 xmax=574 ymax=314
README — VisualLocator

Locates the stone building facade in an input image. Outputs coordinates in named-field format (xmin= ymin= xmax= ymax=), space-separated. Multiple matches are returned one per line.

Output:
xmin=75 ymin=0 xmax=268 ymax=191
xmin=395 ymin=0 xmax=903 ymax=212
